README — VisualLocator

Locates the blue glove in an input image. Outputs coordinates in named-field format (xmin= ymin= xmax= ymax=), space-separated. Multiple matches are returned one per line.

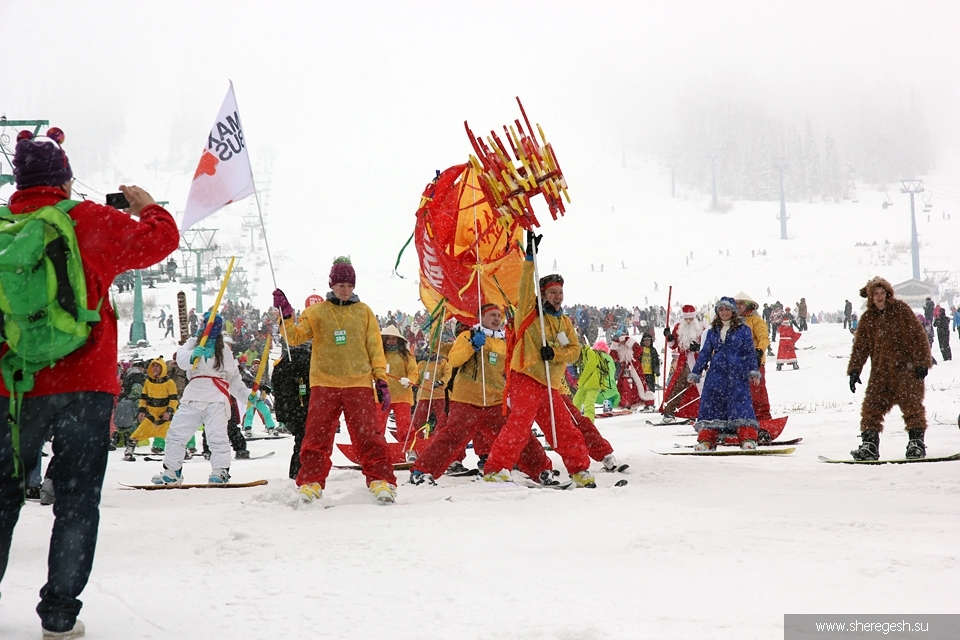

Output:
xmin=192 ymin=343 xmax=215 ymax=360
xmin=470 ymin=331 xmax=486 ymax=351
xmin=247 ymin=393 xmax=258 ymax=405
xmin=686 ymin=373 xmax=700 ymax=384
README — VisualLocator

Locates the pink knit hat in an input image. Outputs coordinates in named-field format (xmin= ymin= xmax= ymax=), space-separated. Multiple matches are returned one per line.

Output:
xmin=328 ymin=256 xmax=356 ymax=287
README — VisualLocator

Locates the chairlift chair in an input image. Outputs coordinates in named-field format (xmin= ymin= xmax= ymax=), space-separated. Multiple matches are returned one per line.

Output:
xmin=882 ymin=192 xmax=893 ymax=210
xmin=923 ymin=190 xmax=933 ymax=213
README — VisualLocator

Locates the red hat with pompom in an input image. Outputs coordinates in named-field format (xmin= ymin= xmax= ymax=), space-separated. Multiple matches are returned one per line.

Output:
xmin=329 ymin=256 xmax=356 ymax=287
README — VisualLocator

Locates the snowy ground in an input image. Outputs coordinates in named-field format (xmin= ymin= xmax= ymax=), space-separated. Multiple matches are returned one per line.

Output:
xmin=3 ymin=324 xmax=960 ymax=639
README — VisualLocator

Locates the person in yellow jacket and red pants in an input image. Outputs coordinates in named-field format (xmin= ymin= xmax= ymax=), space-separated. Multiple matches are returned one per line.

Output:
xmin=483 ymin=233 xmax=595 ymax=488
xmin=378 ymin=324 xmax=419 ymax=450
xmin=408 ymin=304 xmax=553 ymax=485
xmin=273 ymin=257 xmax=397 ymax=504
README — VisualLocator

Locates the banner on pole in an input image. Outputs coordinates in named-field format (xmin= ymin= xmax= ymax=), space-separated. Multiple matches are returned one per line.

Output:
xmin=182 ymin=81 xmax=255 ymax=230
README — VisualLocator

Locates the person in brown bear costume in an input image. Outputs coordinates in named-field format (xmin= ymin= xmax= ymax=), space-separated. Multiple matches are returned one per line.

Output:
xmin=847 ymin=276 xmax=932 ymax=460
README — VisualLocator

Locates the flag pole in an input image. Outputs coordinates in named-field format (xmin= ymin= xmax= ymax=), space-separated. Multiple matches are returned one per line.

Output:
xmin=662 ymin=286 xmax=673 ymax=407
xmin=530 ymin=236 xmax=558 ymax=447
xmin=249 ymin=168 xmax=292 ymax=362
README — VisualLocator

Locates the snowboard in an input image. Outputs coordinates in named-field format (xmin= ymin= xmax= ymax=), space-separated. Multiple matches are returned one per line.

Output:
xmin=653 ymin=447 xmax=796 ymax=456
xmin=817 ymin=453 xmax=960 ymax=465
xmin=244 ymin=434 xmax=292 ymax=441
xmin=177 ymin=291 xmax=189 ymax=345
xmin=119 ymin=479 xmax=269 ymax=490
xmin=675 ymin=437 xmax=803 ymax=449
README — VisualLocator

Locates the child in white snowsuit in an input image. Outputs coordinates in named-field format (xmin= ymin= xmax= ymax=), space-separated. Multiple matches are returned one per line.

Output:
xmin=152 ymin=313 xmax=249 ymax=485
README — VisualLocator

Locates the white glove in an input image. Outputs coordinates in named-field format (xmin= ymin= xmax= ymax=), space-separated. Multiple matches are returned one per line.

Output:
xmin=399 ymin=377 xmax=411 ymax=388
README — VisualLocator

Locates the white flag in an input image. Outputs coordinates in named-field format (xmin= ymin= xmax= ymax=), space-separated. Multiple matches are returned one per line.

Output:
xmin=182 ymin=81 xmax=255 ymax=230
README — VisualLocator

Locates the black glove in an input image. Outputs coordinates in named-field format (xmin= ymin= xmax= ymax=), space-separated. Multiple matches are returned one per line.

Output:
xmin=849 ymin=369 xmax=862 ymax=393
xmin=540 ymin=345 xmax=555 ymax=361
xmin=663 ymin=327 xmax=673 ymax=341
xmin=525 ymin=231 xmax=543 ymax=258
xmin=915 ymin=366 xmax=928 ymax=380
xmin=755 ymin=349 xmax=763 ymax=363
xmin=690 ymin=342 xmax=700 ymax=353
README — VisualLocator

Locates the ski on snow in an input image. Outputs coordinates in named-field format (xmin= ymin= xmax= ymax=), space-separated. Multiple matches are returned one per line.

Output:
xmin=119 ymin=479 xmax=269 ymax=490
xmin=817 ymin=453 xmax=960 ymax=465
xmin=646 ymin=419 xmax=694 ymax=426
xmin=144 ymin=451 xmax=276 ymax=463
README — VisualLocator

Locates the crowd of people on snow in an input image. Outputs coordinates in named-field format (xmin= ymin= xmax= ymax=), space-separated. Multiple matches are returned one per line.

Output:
xmin=0 ymin=130 xmax=951 ymax=639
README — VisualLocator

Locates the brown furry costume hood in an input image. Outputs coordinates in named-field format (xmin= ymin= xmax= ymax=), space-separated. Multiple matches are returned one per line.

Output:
xmin=859 ymin=276 xmax=896 ymax=311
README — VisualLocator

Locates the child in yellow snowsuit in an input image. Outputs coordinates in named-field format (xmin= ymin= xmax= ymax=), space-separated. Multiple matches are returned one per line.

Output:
xmin=131 ymin=359 xmax=180 ymax=453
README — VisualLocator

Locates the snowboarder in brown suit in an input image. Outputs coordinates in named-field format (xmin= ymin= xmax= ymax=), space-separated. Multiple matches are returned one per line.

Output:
xmin=847 ymin=276 xmax=932 ymax=460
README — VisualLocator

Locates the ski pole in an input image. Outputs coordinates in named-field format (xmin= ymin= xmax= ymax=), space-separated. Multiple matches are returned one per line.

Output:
xmin=662 ymin=285 xmax=672 ymax=406
xmin=529 ymin=234 xmax=558 ymax=447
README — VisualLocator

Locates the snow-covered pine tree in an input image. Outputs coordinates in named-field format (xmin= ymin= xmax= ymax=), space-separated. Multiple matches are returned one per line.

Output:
xmin=823 ymin=133 xmax=842 ymax=202
xmin=803 ymin=118 xmax=821 ymax=202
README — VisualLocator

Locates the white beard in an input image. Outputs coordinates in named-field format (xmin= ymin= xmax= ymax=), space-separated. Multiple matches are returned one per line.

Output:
xmin=677 ymin=319 xmax=704 ymax=350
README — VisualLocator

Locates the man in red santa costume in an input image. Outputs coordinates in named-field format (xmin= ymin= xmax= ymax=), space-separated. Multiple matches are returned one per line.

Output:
xmin=659 ymin=305 xmax=706 ymax=422
xmin=610 ymin=333 xmax=656 ymax=410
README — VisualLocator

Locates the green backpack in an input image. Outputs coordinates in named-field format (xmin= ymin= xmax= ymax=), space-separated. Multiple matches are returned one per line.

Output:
xmin=0 ymin=200 xmax=100 ymax=475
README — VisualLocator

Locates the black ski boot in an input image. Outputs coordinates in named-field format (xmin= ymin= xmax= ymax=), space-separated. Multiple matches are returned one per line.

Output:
xmin=905 ymin=429 xmax=926 ymax=460
xmin=757 ymin=429 xmax=772 ymax=445
xmin=850 ymin=430 xmax=880 ymax=461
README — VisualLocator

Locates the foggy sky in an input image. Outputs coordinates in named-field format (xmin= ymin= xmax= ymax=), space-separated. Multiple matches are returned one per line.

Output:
xmin=2 ymin=0 xmax=958 ymax=307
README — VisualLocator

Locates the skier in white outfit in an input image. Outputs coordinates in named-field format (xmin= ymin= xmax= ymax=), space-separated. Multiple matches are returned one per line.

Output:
xmin=152 ymin=313 xmax=249 ymax=485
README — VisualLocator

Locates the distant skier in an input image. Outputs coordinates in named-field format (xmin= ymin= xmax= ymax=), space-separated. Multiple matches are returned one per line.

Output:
xmin=776 ymin=323 xmax=800 ymax=370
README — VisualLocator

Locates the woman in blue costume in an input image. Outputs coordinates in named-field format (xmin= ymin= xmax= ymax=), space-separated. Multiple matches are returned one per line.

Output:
xmin=687 ymin=297 xmax=762 ymax=450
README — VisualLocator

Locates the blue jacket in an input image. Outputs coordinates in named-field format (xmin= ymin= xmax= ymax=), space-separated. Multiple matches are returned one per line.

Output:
xmin=691 ymin=322 xmax=759 ymax=430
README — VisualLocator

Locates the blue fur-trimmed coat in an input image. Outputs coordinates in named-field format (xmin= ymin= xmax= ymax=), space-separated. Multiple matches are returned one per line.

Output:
xmin=691 ymin=322 xmax=759 ymax=431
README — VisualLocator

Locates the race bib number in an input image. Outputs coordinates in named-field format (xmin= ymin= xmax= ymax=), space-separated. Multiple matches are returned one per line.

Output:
xmin=334 ymin=329 xmax=347 ymax=345
xmin=487 ymin=351 xmax=498 ymax=365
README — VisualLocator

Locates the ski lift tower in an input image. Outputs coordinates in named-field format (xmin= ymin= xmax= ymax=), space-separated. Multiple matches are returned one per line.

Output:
xmin=180 ymin=228 xmax=218 ymax=313
xmin=0 ymin=118 xmax=49 ymax=187
xmin=774 ymin=157 xmax=789 ymax=240
xmin=901 ymin=180 xmax=924 ymax=280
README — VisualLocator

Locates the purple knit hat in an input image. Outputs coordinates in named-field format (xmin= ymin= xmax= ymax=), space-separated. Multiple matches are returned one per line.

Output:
xmin=12 ymin=128 xmax=73 ymax=190
xmin=329 ymin=256 xmax=356 ymax=287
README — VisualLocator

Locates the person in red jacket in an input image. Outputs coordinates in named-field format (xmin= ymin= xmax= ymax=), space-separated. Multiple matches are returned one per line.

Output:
xmin=776 ymin=323 xmax=801 ymax=370
xmin=0 ymin=128 xmax=179 ymax=638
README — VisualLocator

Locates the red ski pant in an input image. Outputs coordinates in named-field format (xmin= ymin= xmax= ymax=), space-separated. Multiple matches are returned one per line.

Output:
xmin=697 ymin=425 xmax=758 ymax=445
xmin=750 ymin=365 xmax=772 ymax=422
xmin=413 ymin=401 xmax=550 ymax=479
xmin=297 ymin=386 xmax=397 ymax=488
xmin=411 ymin=398 xmax=462 ymax=460
xmin=380 ymin=402 xmax=413 ymax=444
xmin=562 ymin=395 xmax=614 ymax=462
xmin=485 ymin=373 xmax=591 ymax=476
